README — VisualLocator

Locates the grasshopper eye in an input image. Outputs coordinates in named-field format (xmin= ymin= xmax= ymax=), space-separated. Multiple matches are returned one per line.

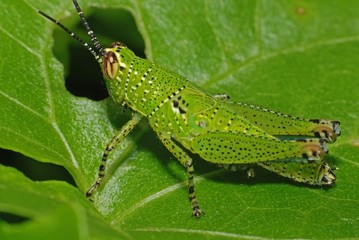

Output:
xmin=103 ymin=51 xmax=119 ymax=80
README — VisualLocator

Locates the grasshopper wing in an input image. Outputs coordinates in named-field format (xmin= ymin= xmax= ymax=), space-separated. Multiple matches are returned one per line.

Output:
xmin=221 ymin=102 xmax=341 ymax=143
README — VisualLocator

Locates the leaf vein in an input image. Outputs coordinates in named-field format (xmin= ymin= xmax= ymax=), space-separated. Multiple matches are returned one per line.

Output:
xmin=206 ymin=35 xmax=359 ymax=87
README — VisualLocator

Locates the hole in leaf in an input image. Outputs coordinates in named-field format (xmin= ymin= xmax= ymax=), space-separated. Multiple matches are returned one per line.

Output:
xmin=0 ymin=149 xmax=76 ymax=186
xmin=53 ymin=7 xmax=145 ymax=101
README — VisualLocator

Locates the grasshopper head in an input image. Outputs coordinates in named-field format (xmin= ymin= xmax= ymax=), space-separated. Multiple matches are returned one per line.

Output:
xmin=100 ymin=42 xmax=136 ymax=104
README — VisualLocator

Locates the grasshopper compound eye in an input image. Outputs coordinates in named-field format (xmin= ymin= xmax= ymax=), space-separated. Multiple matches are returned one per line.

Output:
xmin=102 ymin=42 xmax=128 ymax=80
xmin=103 ymin=51 xmax=119 ymax=80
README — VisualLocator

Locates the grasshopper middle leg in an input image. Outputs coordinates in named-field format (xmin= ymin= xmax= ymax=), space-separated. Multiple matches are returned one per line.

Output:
xmin=158 ymin=133 xmax=204 ymax=218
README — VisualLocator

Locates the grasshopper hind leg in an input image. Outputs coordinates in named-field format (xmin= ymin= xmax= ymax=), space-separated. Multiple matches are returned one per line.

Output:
xmin=192 ymin=131 xmax=329 ymax=164
xmin=310 ymin=119 xmax=341 ymax=143
xmin=192 ymin=130 xmax=334 ymax=184
xmin=219 ymin=138 xmax=335 ymax=185
xmin=258 ymin=159 xmax=336 ymax=186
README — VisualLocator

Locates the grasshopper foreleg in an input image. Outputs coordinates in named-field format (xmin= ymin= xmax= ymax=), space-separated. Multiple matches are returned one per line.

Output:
xmin=86 ymin=113 xmax=142 ymax=199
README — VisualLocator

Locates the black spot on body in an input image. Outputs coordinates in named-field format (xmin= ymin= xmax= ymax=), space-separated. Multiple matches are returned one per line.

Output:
xmin=179 ymin=107 xmax=186 ymax=114
xmin=310 ymin=119 xmax=321 ymax=124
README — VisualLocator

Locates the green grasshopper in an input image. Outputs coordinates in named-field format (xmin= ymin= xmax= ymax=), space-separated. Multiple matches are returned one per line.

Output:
xmin=39 ymin=0 xmax=341 ymax=218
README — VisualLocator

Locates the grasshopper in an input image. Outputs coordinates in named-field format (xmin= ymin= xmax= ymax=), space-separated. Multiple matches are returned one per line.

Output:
xmin=39 ymin=0 xmax=341 ymax=218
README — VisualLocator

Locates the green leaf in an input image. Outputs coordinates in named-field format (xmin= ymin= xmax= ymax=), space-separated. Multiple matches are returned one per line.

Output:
xmin=1 ymin=0 xmax=358 ymax=239
xmin=0 ymin=165 xmax=129 ymax=240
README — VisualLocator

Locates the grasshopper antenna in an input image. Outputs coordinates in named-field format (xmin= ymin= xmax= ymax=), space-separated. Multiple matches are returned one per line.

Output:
xmin=72 ymin=0 xmax=104 ymax=56
xmin=38 ymin=1 xmax=104 ymax=61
